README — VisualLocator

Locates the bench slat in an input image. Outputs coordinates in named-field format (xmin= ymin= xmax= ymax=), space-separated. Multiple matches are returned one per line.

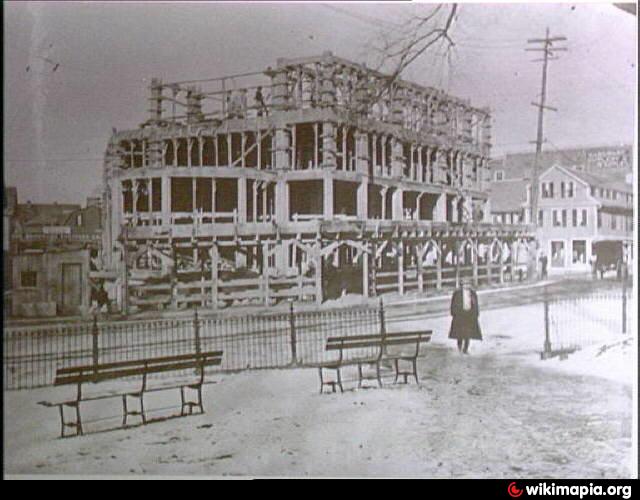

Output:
xmin=54 ymin=356 xmax=222 ymax=386
xmin=56 ymin=350 xmax=223 ymax=375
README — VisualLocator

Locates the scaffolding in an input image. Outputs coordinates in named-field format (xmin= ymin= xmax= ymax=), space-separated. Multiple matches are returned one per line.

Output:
xmin=101 ymin=52 xmax=534 ymax=312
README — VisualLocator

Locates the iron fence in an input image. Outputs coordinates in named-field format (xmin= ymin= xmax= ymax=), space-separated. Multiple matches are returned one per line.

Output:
xmin=3 ymin=304 xmax=382 ymax=390
xmin=542 ymin=281 xmax=632 ymax=358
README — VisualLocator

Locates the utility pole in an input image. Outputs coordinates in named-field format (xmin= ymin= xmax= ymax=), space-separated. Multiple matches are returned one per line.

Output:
xmin=525 ymin=28 xmax=567 ymax=279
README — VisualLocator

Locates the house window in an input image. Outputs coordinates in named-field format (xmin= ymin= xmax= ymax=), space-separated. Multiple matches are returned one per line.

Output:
xmin=597 ymin=210 xmax=602 ymax=228
xmin=538 ymin=210 xmax=543 ymax=226
xmin=541 ymin=182 xmax=554 ymax=199
xmin=572 ymin=240 xmax=586 ymax=265
xmin=21 ymin=271 xmax=37 ymax=288
xmin=567 ymin=182 xmax=574 ymax=198
xmin=551 ymin=241 xmax=565 ymax=268
xmin=581 ymin=209 xmax=587 ymax=227
xmin=494 ymin=170 xmax=504 ymax=181
xmin=560 ymin=181 xmax=566 ymax=198
xmin=561 ymin=209 xmax=567 ymax=227
xmin=553 ymin=210 xmax=560 ymax=227
xmin=572 ymin=209 xmax=577 ymax=227
xmin=611 ymin=215 xmax=617 ymax=230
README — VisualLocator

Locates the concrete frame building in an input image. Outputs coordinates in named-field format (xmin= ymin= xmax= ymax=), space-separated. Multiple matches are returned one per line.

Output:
xmin=102 ymin=52 xmax=533 ymax=312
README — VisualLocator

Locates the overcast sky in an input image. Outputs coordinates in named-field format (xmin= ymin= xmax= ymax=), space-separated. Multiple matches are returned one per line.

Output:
xmin=4 ymin=1 xmax=636 ymax=204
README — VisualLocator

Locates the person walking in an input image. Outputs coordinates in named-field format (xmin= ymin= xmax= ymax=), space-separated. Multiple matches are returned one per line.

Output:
xmin=540 ymin=252 xmax=548 ymax=280
xmin=448 ymin=277 xmax=482 ymax=354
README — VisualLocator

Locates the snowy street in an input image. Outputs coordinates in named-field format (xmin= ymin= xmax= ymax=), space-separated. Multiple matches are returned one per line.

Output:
xmin=5 ymin=302 xmax=635 ymax=478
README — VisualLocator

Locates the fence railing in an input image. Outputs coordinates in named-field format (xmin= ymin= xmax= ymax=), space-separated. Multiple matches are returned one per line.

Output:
xmin=3 ymin=303 xmax=382 ymax=390
xmin=542 ymin=281 xmax=632 ymax=359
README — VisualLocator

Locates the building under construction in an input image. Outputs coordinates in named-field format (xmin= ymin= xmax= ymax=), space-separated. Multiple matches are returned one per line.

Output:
xmin=101 ymin=52 xmax=533 ymax=312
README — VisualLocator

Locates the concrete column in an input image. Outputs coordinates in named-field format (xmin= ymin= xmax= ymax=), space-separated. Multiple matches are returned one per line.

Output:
xmin=380 ymin=187 xmax=388 ymax=220
xmin=313 ymin=124 xmax=319 ymax=168
xmin=416 ymin=244 xmax=424 ymax=293
xmin=162 ymin=176 xmax=171 ymax=225
xmin=270 ymin=67 xmax=290 ymax=110
xmin=275 ymin=179 xmax=288 ymax=223
xmin=210 ymin=243 xmax=219 ymax=310
xmin=149 ymin=78 xmax=163 ymax=124
xmin=320 ymin=56 xmax=336 ymax=108
xmin=237 ymin=177 xmax=247 ymax=224
xmin=362 ymin=246 xmax=369 ymax=298
xmin=483 ymin=198 xmax=492 ymax=223
xmin=314 ymin=240 xmax=323 ymax=305
xmin=275 ymin=129 xmax=290 ymax=170
xmin=323 ymin=176 xmax=334 ymax=219
xmin=322 ymin=122 xmax=337 ymax=169
xmin=463 ymin=196 xmax=473 ymax=223
xmin=372 ymin=134 xmax=378 ymax=175
xmin=397 ymin=241 xmax=404 ymax=295
xmin=262 ymin=242 xmax=271 ymax=306
xmin=434 ymin=192 xmax=446 ymax=222
xmin=436 ymin=240 xmax=442 ymax=290
xmin=252 ymin=181 xmax=258 ymax=223
xmin=391 ymin=188 xmax=404 ymax=221
xmin=391 ymin=137 xmax=404 ymax=178
xmin=212 ymin=179 xmax=217 ymax=220
xmin=357 ymin=179 xmax=368 ymax=219
xmin=450 ymin=196 xmax=459 ymax=223
xmin=355 ymin=132 xmax=369 ymax=175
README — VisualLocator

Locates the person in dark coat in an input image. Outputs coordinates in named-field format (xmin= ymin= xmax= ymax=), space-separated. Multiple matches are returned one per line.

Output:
xmin=448 ymin=277 xmax=482 ymax=354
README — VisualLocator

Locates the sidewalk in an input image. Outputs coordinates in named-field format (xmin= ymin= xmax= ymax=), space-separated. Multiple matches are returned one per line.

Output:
xmin=4 ymin=276 xmax=631 ymax=327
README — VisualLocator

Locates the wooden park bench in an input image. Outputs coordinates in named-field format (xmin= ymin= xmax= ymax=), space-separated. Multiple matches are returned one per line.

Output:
xmin=38 ymin=350 xmax=223 ymax=438
xmin=316 ymin=331 xmax=432 ymax=394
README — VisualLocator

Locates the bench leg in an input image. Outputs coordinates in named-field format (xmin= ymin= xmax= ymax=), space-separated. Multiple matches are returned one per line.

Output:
xmin=122 ymin=393 xmax=146 ymax=426
xmin=58 ymin=403 xmax=82 ymax=438
xmin=180 ymin=385 xmax=205 ymax=415
xmin=75 ymin=404 xmax=84 ymax=435
xmin=122 ymin=395 xmax=128 ymax=426
xmin=337 ymin=368 xmax=344 ymax=393
xmin=140 ymin=393 xmax=147 ymax=424
xmin=197 ymin=385 xmax=204 ymax=414
xmin=318 ymin=368 xmax=324 ymax=394
xmin=393 ymin=359 xmax=400 ymax=384
xmin=58 ymin=405 xmax=66 ymax=438
xmin=357 ymin=364 xmax=363 ymax=389
xmin=413 ymin=359 xmax=419 ymax=385
xmin=376 ymin=362 xmax=383 ymax=388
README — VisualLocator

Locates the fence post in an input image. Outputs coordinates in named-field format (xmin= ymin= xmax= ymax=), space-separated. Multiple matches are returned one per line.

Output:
xmin=91 ymin=314 xmax=99 ymax=377
xmin=289 ymin=302 xmax=297 ymax=365
xmin=194 ymin=308 xmax=201 ymax=356
xmin=379 ymin=298 xmax=387 ymax=355
xmin=543 ymin=286 xmax=551 ymax=358
xmin=622 ymin=278 xmax=627 ymax=334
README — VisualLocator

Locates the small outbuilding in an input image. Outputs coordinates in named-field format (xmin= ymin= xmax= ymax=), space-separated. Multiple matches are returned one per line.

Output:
xmin=11 ymin=248 xmax=91 ymax=317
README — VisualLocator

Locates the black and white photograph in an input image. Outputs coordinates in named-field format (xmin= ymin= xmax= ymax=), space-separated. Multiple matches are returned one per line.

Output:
xmin=3 ymin=1 xmax=637 ymax=480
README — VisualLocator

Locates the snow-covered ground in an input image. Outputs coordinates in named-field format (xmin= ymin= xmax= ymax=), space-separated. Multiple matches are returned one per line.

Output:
xmin=4 ymin=302 xmax=636 ymax=478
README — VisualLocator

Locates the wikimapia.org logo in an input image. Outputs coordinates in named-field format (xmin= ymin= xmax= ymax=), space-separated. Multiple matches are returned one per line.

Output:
xmin=507 ymin=482 xmax=632 ymax=499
